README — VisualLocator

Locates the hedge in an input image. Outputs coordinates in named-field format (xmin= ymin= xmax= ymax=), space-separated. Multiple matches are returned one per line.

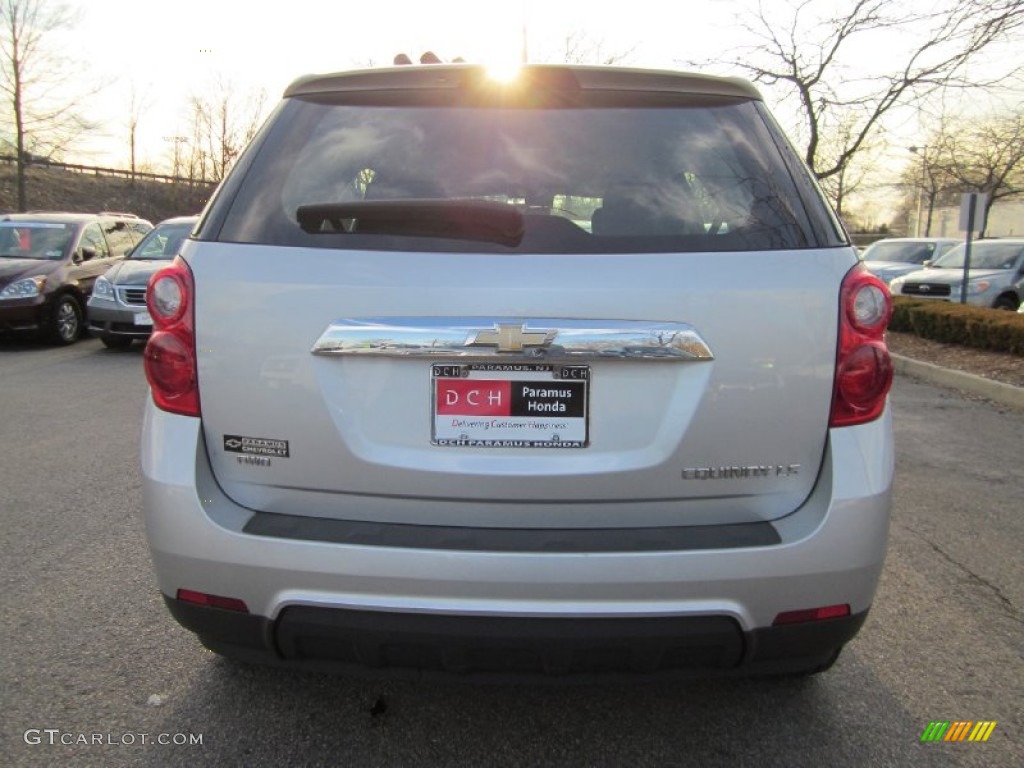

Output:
xmin=889 ymin=297 xmax=1024 ymax=355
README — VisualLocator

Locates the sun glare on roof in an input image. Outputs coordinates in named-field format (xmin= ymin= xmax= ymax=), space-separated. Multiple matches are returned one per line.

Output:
xmin=485 ymin=61 xmax=522 ymax=83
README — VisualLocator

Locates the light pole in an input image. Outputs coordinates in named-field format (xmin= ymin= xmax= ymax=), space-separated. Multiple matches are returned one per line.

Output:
xmin=909 ymin=145 xmax=928 ymax=237
xmin=164 ymin=136 xmax=187 ymax=180
xmin=521 ymin=0 xmax=529 ymax=64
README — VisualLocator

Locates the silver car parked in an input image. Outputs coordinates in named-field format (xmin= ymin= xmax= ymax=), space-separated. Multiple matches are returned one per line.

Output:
xmin=87 ymin=216 xmax=198 ymax=348
xmin=890 ymin=238 xmax=1024 ymax=309
xmin=141 ymin=65 xmax=894 ymax=679
xmin=861 ymin=237 xmax=959 ymax=285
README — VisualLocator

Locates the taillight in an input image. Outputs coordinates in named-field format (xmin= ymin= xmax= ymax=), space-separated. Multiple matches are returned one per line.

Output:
xmin=144 ymin=256 xmax=199 ymax=417
xmin=830 ymin=264 xmax=893 ymax=427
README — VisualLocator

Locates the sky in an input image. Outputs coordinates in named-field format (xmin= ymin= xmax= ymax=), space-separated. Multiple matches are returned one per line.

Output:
xmin=64 ymin=0 xmax=743 ymax=169
xmin=11 ymin=0 xmax=1023 ymax=224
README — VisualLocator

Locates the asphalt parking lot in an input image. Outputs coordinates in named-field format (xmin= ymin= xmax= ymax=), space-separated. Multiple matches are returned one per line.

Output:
xmin=2 ymin=336 xmax=1021 ymax=767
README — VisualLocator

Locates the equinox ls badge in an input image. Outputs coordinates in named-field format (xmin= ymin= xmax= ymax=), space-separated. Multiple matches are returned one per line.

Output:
xmin=466 ymin=323 xmax=557 ymax=353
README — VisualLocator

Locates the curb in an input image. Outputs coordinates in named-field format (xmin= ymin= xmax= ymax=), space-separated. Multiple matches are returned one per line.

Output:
xmin=891 ymin=354 xmax=1024 ymax=410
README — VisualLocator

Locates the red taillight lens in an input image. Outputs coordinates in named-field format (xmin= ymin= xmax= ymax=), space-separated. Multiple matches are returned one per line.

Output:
xmin=144 ymin=257 xmax=199 ymax=417
xmin=830 ymin=265 xmax=893 ymax=427
xmin=772 ymin=603 xmax=850 ymax=626
xmin=837 ymin=341 xmax=893 ymax=410
xmin=177 ymin=588 xmax=249 ymax=613
xmin=145 ymin=331 xmax=195 ymax=394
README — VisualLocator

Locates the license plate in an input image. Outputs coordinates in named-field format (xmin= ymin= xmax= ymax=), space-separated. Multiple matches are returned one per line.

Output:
xmin=133 ymin=312 xmax=152 ymax=326
xmin=431 ymin=363 xmax=589 ymax=448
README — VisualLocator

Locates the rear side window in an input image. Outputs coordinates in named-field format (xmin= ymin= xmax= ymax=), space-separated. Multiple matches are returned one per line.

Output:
xmin=213 ymin=94 xmax=839 ymax=253
xmin=864 ymin=242 xmax=937 ymax=264
xmin=80 ymin=224 xmax=110 ymax=259
xmin=102 ymin=220 xmax=136 ymax=257
xmin=129 ymin=221 xmax=154 ymax=244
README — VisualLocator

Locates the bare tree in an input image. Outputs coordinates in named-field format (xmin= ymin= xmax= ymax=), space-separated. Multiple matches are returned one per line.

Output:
xmin=901 ymin=141 xmax=962 ymax=236
xmin=816 ymin=114 xmax=881 ymax=219
xmin=184 ymin=97 xmax=210 ymax=185
xmin=931 ymin=112 xmax=1024 ymax=236
xmin=182 ymin=79 xmax=267 ymax=183
xmin=726 ymin=0 xmax=1023 ymax=198
xmin=557 ymin=31 xmax=636 ymax=66
xmin=906 ymin=146 xmax=937 ymax=236
xmin=0 ymin=0 xmax=94 ymax=210
xmin=127 ymin=82 xmax=151 ymax=184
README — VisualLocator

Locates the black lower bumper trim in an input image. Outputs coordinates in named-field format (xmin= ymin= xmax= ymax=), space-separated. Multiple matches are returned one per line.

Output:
xmin=164 ymin=595 xmax=868 ymax=679
xmin=165 ymin=596 xmax=274 ymax=651
xmin=750 ymin=611 xmax=866 ymax=663
xmin=275 ymin=608 xmax=744 ymax=675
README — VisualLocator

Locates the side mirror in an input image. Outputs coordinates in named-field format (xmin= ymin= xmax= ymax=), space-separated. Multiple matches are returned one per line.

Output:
xmin=922 ymin=260 xmax=932 ymax=268
xmin=80 ymin=246 xmax=97 ymax=262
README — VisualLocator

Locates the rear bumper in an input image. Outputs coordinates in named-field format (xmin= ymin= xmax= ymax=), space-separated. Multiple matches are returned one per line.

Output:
xmin=141 ymin=397 xmax=893 ymax=677
xmin=166 ymin=595 xmax=866 ymax=679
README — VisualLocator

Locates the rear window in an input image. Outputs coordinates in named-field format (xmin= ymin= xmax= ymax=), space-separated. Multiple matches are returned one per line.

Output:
xmin=211 ymin=92 xmax=840 ymax=253
xmin=863 ymin=241 xmax=940 ymax=264
xmin=130 ymin=222 xmax=195 ymax=260
xmin=0 ymin=222 xmax=74 ymax=260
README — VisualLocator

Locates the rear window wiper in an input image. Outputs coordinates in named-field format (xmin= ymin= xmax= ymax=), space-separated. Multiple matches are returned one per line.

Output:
xmin=296 ymin=200 xmax=524 ymax=247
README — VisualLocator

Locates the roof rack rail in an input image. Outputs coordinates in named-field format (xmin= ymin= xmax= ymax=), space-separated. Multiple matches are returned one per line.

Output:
xmin=99 ymin=211 xmax=140 ymax=218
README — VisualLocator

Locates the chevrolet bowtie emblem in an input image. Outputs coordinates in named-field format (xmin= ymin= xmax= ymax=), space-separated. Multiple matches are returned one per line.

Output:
xmin=466 ymin=323 xmax=557 ymax=353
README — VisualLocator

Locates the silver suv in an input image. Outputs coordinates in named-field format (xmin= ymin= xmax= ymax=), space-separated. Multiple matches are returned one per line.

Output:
xmin=890 ymin=238 xmax=1024 ymax=309
xmin=87 ymin=216 xmax=198 ymax=348
xmin=141 ymin=65 xmax=894 ymax=678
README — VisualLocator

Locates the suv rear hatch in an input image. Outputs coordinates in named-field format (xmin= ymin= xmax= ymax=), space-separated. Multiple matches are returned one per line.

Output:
xmin=182 ymin=65 xmax=854 ymax=528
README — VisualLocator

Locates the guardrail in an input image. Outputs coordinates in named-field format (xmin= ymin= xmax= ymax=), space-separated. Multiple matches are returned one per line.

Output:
xmin=0 ymin=154 xmax=216 ymax=187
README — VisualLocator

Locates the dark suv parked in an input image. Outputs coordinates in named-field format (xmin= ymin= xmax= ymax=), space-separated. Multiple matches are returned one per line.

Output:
xmin=0 ymin=212 xmax=153 ymax=344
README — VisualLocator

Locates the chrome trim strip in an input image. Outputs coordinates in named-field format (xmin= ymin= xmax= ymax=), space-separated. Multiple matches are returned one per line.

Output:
xmin=311 ymin=318 xmax=714 ymax=360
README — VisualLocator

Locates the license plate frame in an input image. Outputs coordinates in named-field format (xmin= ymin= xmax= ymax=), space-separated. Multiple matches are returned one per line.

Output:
xmin=431 ymin=363 xmax=590 ymax=448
